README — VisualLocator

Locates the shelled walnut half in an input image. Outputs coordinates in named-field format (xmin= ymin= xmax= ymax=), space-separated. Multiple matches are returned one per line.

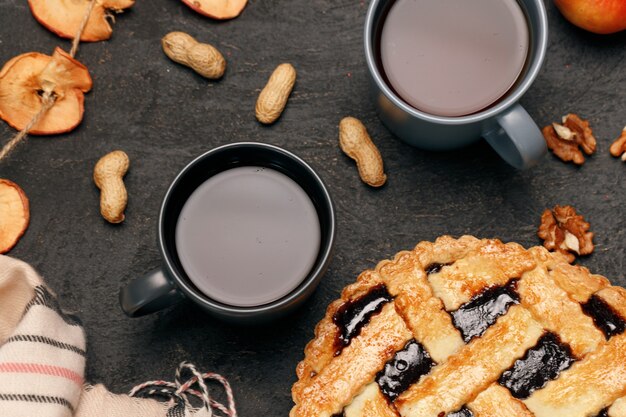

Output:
xmin=538 ymin=205 xmax=594 ymax=263
xmin=542 ymin=114 xmax=597 ymax=165
xmin=609 ymin=127 xmax=626 ymax=161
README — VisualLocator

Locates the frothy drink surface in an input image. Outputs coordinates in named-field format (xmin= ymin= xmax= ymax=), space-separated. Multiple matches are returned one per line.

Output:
xmin=176 ymin=166 xmax=321 ymax=307
xmin=380 ymin=0 xmax=529 ymax=117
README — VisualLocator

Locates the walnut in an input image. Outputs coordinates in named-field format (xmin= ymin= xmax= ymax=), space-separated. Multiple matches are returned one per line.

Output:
xmin=542 ymin=114 xmax=597 ymax=165
xmin=538 ymin=205 xmax=594 ymax=263
xmin=609 ymin=127 xmax=626 ymax=161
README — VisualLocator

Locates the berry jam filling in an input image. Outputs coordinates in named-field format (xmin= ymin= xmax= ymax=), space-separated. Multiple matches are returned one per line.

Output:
xmin=425 ymin=262 xmax=452 ymax=275
xmin=333 ymin=284 xmax=393 ymax=354
xmin=582 ymin=295 xmax=626 ymax=340
xmin=451 ymin=280 xmax=520 ymax=342
xmin=499 ymin=332 xmax=575 ymax=399
xmin=445 ymin=407 xmax=474 ymax=417
xmin=376 ymin=339 xmax=435 ymax=401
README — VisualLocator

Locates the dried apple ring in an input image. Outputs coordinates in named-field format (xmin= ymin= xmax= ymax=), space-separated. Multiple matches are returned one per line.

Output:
xmin=0 ymin=180 xmax=30 ymax=254
xmin=181 ymin=0 xmax=247 ymax=20
xmin=28 ymin=0 xmax=135 ymax=42
xmin=0 ymin=47 xmax=92 ymax=135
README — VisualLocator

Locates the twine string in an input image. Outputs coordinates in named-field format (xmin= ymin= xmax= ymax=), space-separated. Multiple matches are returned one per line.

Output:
xmin=0 ymin=91 xmax=55 ymax=161
xmin=0 ymin=0 xmax=96 ymax=162
xmin=129 ymin=361 xmax=238 ymax=417
xmin=70 ymin=0 xmax=97 ymax=58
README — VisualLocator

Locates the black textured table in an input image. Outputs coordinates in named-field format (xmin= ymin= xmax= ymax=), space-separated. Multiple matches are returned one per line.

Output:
xmin=1 ymin=1 xmax=625 ymax=415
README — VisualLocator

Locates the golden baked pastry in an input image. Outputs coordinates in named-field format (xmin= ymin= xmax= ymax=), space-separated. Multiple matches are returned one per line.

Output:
xmin=291 ymin=236 xmax=626 ymax=417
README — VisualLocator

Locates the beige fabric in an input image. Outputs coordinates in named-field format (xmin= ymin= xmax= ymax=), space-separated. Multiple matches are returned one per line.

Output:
xmin=0 ymin=255 xmax=166 ymax=417
xmin=76 ymin=385 xmax=167 ymax=417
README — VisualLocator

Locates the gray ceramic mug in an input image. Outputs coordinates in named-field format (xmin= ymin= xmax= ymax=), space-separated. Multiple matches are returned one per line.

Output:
xmin=364 ymin=0 xmax=548 ymax=169
xmin=119 ymin=143 xmax=335 ymax=323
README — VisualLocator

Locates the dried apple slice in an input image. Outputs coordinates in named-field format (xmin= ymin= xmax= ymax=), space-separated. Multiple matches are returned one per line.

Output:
xmin=0 ymin=47 xmax=92 ymax=135
xmin=0 ymin=180 xmax=30 ymax=254
xmin=29 ymin=0 xmax=135 ymax=42
xmin=181 ymin=0 xmax=247 ymax=19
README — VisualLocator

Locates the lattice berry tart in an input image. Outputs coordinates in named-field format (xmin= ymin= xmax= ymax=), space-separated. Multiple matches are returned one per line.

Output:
xmin=291 ymin=236 xmax=626 ymax=417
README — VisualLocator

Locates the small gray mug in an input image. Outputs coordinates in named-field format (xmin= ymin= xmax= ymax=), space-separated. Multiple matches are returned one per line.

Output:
xmin=364 ymin=0 xmax=549 ymax=169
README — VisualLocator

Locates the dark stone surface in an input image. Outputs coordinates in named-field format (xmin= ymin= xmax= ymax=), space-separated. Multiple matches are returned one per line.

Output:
xmin=0 ymin=1 xmax=625 ymax=415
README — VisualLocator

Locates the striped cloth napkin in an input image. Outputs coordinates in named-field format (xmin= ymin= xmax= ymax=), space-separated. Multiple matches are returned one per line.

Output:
xmin=0 ymin=255 xmax=236 ymax=417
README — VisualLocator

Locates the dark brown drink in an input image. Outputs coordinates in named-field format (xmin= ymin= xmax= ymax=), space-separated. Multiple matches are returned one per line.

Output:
xmin=380 ymin=0 xmax=529 ymax=117
xmin=175 ymin=166 xmax=321 ymax=307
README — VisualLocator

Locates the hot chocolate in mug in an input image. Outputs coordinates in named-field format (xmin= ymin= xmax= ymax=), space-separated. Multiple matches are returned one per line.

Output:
xmin=364 ymin=0 xmax=549 ymax=169
xmin=119 ymin=143 xmax=335 ymax=323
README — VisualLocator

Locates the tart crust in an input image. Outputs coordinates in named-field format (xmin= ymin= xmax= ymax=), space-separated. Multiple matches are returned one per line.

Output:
xmin=291 ymin=236 xmax=625 ymax=417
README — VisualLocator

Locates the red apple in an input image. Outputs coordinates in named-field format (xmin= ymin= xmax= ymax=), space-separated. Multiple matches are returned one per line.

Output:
xmin=554 ymin=0 xmax=626 ymax=34
xmin=181 ymin=0 xmax=247 ymax=20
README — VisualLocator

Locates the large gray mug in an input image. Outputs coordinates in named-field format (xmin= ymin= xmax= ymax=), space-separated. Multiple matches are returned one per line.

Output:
xmin=364 ymin=0 xmax=549 ymax=169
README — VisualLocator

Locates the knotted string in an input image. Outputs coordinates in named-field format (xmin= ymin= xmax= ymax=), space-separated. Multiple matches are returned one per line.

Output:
xmin=0 ymin=0 xmax=96 ymax=162
xmin=129 ymin=361 xmax=238 ymax=417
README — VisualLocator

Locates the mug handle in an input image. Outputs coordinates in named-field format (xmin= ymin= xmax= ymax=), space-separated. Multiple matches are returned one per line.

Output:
xmin=119 ymin=268 xmax=185 ymax=317
xmin=483 ymin=103 xmax=547 ymax=169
